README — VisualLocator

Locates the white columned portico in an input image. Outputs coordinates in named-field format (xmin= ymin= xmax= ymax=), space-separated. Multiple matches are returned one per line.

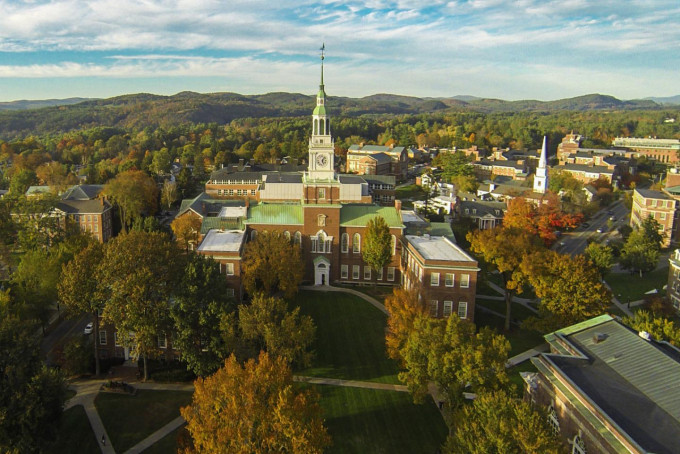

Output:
xmin=313 ymin=256 xmax=331 ymax=286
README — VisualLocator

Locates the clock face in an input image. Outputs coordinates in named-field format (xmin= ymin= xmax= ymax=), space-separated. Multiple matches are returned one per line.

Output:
xmin=316 ymin=154 xmax=328 ymax=167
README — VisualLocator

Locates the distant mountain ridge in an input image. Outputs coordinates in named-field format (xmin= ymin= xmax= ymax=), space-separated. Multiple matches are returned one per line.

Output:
xmin=0 ymin=91 xmax=674 ymax=138
xmin=644 ymin=95 xmax=680 ymax=105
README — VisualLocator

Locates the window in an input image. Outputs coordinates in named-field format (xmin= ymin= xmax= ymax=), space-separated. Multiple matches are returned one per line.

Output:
xmin=94 ymin=224 xmax=98 ymax=232
xmin=283 ymin=231 xmax=291 ymax=241
xmin=443 ymin=301 xmax=453 ymax=317
xmin=250 ymin=230 xmax=257 ymax=241
xmin=387 ymin=267 xmax=395 ymax=281
xmin=429 ymin=300 xmax=439 ymax=317
xmin=341 ymin=265 xmax=348 ymax=279
xmin=431 ymin=273 xmax=440 ymax=286
xmin=445 ymin=273 xmax=454 ymax=287
xmin=294 ymin=231 xmax=302 ymax=247
xmin=311 ymin=236 xmax=318 ymax=253
xmin=318 ymin=188 xmax=326 ymax=199
xmin=458 ymin=302 xmax=468 ymax=319
xmin=364 ymin=266 xmax=371 ymax=280
xmin=352 ymin=233 xmax=361 ymax=253
xmin=250 ymin=190 xmax=256 ymax=196
xmin=226 ymin=288 xmax=235 ymax=297
xmin=572 ymin=435 xmax=586 ymax=454
xmin=318 ymin=232 xmax=326 ymax=253
xmin=377 ymin=268 xmax=384 ymax=280
xmin=225 ymin=263 xmax=235 ymax=276
xmin=318 ymin=214 xmax=326 ymax=227
xmin=460 ymin=274 xmax=470 ymax=288
xmin=547 ymin=406 xmax=560 ymax=435
xmin=352 ymin=265 xmax=360 ymax=280
xmin=391 ymin=235 xmax=397 ymax=255
xmin=341 ymin=233 xmax=349 ymax=253
xmin=158 ymin=334 xmax=167 ymax=349
xmin=99 ymin=330 xmax=107 ymax=345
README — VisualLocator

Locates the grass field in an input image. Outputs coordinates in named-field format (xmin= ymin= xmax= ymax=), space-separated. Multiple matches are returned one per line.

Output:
xmin=474 ymin=308 xmax=546 ymax=357
xmin=140 ymin=426 xmax=184 ymax=454
xmin=311 ymin=385 xmax=447 ymax=454
xmin=606 ymin=266 xmax=669 ymax=303
xmin=51 ymin=405 xmax=100 ymax=454
xmin=295 ymin=290 xmax=401 ymax=384
xmin=335 ymin=283 xmax=394 ymax=304
xmin=475 ymin=297 xmax=537 ymax=321
xmin=95 ymin=390 xmax=192 ymax=452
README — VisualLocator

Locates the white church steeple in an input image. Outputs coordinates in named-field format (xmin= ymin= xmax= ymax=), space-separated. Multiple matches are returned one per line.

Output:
xmin=308 ymin=43 xmax=335 ymax=181
xmin=533 ymin=136 xmax=548 ymax=194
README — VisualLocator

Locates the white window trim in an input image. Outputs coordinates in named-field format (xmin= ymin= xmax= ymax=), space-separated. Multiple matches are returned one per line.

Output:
xmin=352 ymin=265 xmax=360 ymax=280
xmin=364 ymin=266 xmax=371 ymax=280
xmin=99 ymin=330 xmax=107 ymax=345
xmin=460 ymin=274 xmax=470 ymax=288
xmin=445 ymin=273 xmax=454 ymax=287
xmin=443 ymin=301 xmax=453 ymax=317
xmin=429 ymin=300 xmax=438 ymax=317
xmin=458 ymin=301 xmax=468 ymax=319
xmin=387 ymin=267 xmax=395 ymax=281
xmin=431 ymin=272 xmax=440 ymax=287
xmin=341 ymin=264 xmax=349 ymax=279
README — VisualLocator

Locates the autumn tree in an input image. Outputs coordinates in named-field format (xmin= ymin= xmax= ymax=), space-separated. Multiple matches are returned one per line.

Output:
xmin=239 ymin=292 xmax=316 ymax=367
xmin=161 ymin=180 xmax=178 ymax=210
xmin=58 ymin=242 xmax=105 ymax=375
xmin=241 ymin=231 xmax=304 ymax=299
xmin=384 ymin=286 xmax=425 ymax=365
xmin=445 ymin=390 xmax=563 ymax=454
xmin=622 ymin=310 xmax=680 ymax=347
xmin=181 ymin=352 xmax=331 ymax=454
xmin=399 ymin=314 xmax=510 ymax=428
xmin=504 ymin=196 xmax=582 ymax=246
xmin=99 ymin=231 xmax=180 ymax=380
xmin=362 ymin=216 xmax=393 ymax=278
xmin=522 ymin=250 xmax=611 ymax=331
xmin=103 ymin=169 xmax=158 ymax=232
xmin=0 ymin=295 xmax=67 ymax=453
xmin=171 ymin=253 xmax=237 ymax=377
xmin=467 ymin=226 xmax=541 ymax=330
xmin=171 ymin=214 xmax=203 ymax=251
xmin=584 ymin=242 xmax=614 ymax=277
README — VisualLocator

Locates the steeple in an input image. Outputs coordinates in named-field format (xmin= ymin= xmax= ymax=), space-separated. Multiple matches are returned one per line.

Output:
xmin=307 ymin=44 xmax=335 ymax=181
xmin=534 ymin=136 xmax=548 ymax=194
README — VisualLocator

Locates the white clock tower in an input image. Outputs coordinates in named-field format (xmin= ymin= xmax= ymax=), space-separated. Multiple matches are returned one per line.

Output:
xmin=307 ymin=44 xmax=336 ymax=181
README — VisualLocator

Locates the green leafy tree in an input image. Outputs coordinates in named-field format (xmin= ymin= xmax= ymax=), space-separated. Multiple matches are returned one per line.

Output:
xmin=9 ymin=168 xmax=37 ymax=195
xmin=399 ymin=314 xmax=510 ymax=428
xmin=181 ymin=352 xmax=330 ymax=454
xmin=239 ymin=292 xmax=316 ymax=367
xmin=103 ymin=169 xmax=159 ymax=232
xmin=522 ymin=250 xmax=611 ymax=331
xmin=150 ymin=147 xmax=171 ymax=175
xmin=584 ymin=242 xmax=614 ymax=277
xmin=620 ymin=228 xmax=660 ymax=277
xmin=0 ymin=296 xmax=67 ymax=453
xmin=171 ymin=253 xmax=237 ymax=377
xmin=241 ymin=231 xmax=304 ymax=299
xmin=445 ymin=390 xmax=563 ymax=454
xmin=99 ymin=231 xmax=180 ymax=380
xmin=622 ymin=310 xmax=680 ymax=347
xmin=58 ymin=242 xmax=105 ymax=375
xmin=362 ymin=216 xmax=392 ymax=278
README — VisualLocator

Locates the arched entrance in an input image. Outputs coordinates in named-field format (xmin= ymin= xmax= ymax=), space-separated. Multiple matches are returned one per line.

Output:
xmin=313 ymin=256 xmax=330 ymax=286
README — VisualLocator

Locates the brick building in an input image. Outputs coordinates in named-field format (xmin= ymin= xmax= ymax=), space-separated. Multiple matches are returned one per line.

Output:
xmin=630 ymin=188 xmax=678 ymax=247
xmin=346 ymin=144 xmax=408 ymax=181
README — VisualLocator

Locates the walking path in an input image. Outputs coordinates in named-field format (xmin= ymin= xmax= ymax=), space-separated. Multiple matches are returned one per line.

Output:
xmin=301 ymin=284 xmax=388 ymax=315
xmin=294 ymin=375 xmax=408 ymax=392
xmin=506 ymin=344 xmax=549 ymax=368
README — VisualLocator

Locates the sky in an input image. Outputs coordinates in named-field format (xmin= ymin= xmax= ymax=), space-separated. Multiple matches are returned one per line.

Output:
xmin=0 ymin=0 xmax=678 ymax=102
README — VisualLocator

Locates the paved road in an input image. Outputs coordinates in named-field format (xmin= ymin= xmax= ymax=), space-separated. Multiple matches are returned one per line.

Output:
xmin=555 ymin=200 xmax=630 ymax=256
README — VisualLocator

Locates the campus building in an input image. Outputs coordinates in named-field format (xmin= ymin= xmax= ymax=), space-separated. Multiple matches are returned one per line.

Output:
xmin=173 ymin=51 xmax=477 ymax=319
xmin=523 ymin=315 xmax=680 ymax=454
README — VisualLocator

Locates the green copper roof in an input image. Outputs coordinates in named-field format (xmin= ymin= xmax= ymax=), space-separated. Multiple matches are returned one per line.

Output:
xmin=340 ymin=205 xmax=404 ymax=228
xmin=200 ymin=217 xmax=244 ymax=234
xmin=313 ymin=104 xmax=327 ymax=116
xmin=245 ymin=203 xmax=304 ymax=225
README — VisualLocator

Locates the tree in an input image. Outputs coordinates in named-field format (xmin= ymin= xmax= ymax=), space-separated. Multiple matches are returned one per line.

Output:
xmin=150 ymin=147 xmax=171 ymax=175
xmin=99 ymin=231 xmax=180 ymax=380
xmin=522 ymin=250 xmax=611 ymax=331
xmin=103 ymin=169 xmax=158 ymax=232
xmin=171 ymin=253 xmax=237 ymax=377
xmin=181 ymin=352 xmax=331 ymax=454
xmin=9 ymin=168 xmax=37 ymax=195
xmin=504 ymin=196 xmax=582 ymax=246
xmin=620 ymin=228 xmax=660 ymax=277
xmin=384 ymin=286 xmax=425 ymax=366
xmin=445 ymin=390 xmax=562 ymax=454
xmin=171 ymin=214 xmax=203 ymax=251
xmin=584 ymin=242 xmax=614 ymax=277
xmin=362 ymin=216 xmax=392 ymax=278
xmin=161 ymin=180 xmax=178 ymax=210
xmin=622 ymin=310 xmax=680 ymax=347
xmin=239 ymin=292 xmax=316 ymax=367
xmin=399 ymin=314 xmax=510 ymax=428
xmin=241 ymin=231 xmax=304 ymax=300
xmin=0 ymin=297 xmax=66 ymax=453
xmin=58 ymin=242 xmax=105 ymax=375
xmin=468 ymin=227 xmax=540 ymax=330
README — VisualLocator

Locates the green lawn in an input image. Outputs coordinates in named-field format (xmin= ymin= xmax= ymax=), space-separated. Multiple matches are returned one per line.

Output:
xmin=606 ymin=266 xmax=669 ymax=303
xmin=476 ymin=297 xmax=537 ymax=321
xmin=312 ymin=385 xmax=447 ymax=454
xmin=474 ymin=308 xmax=545 ymax=357
xmin=295 ymin=290 xmax=400 ymax=384
xmin=95 ymin=390 xmax=192 ymax=453
xmin=141 ymin=426 xmax=184 ymax=454
xmin=335 ymin=283 xmax=394 ymax=304
xmin=51 ymin=405 xmax=100 ymax=454
xmin=395 ymin=184 xmax=426 ymax=202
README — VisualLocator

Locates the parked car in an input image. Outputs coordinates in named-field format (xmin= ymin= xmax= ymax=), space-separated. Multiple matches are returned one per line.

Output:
xmin=609 ymin=216 xmax=616 ymax=221
xmin=84 ymin=322 xmax=93 ymax=335
xmin=597 ymin=227 xmax=606 ymax=233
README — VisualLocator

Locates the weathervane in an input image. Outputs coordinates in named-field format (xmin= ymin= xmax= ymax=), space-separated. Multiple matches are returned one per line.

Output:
xmin=320 ymin=43 xmax=325 ymax=61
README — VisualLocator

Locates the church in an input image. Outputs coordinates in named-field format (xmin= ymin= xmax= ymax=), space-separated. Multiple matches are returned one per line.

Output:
xmin=174 ymin=49 xmax=479 ymax=320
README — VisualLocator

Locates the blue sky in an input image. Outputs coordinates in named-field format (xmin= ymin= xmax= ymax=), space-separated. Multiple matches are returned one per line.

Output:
xmin=0 ymin=0 xmax=678 ymax=102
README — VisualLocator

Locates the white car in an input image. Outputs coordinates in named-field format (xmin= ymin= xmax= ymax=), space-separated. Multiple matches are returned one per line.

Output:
xmin=84 ymin=322 xmax=93 ymax=335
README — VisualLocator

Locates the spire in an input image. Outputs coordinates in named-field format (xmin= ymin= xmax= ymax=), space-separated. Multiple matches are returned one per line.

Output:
xmin=320 ymin=43 xmax=325 ymax=89
xmin=539 ymin=136 xmax=547 ymax=168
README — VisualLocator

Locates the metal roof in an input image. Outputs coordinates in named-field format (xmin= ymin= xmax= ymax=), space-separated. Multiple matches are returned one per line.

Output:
xmin=339 ymin=204 xmax=404 ymax=228
xmin=61 ymin=184 xmax=104 ymax=200
xmin=200 ymin=217 xmax=244 ymax=234
xmin=635 ymin=188 xmax=672 ymax=200
xmin=197 ymin=229 xmax=246 ymax=252
xmin=245 ymin=203 xmax=304 ymax=225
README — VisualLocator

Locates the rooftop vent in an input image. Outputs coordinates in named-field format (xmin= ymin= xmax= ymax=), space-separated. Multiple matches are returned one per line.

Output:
xmin=593 ymin=333 xmax=608 ymax=343
xmin=639 ymin=331 xmax=651 ymax=341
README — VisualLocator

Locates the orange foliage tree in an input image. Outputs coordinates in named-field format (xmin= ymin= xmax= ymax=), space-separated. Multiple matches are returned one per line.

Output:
xmin=504 ymin=195 xmax=582 ymax=246
xmin=384 ymin=286 xmax=425 ymax=366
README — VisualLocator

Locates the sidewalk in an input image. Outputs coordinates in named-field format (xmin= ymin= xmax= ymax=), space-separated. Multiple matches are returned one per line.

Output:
xmin=294 ymin=375 xmax=408 ymax=392
xmin=506 ymin=344 xmax=549 ymax=368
